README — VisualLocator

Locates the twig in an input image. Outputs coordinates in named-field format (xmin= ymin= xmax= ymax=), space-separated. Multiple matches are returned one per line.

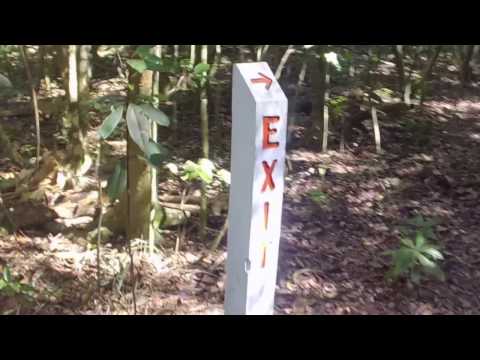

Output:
xmin=126 ymin=239 xmax=137 ymax=315
xmin=95 ymin=141 xmax=103 ymax=290
xmin=210 ymin=218 xmax=228 ymax=251
xmin=175 ymin=186 xmax=188 ymax=253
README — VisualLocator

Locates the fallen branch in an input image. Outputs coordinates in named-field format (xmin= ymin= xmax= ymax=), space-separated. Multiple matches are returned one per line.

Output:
xmin=210 ymin=218 xmax=228 ymax=251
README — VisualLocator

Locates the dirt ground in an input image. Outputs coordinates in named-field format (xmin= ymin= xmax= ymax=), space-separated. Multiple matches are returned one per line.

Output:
xmin=1 ymin=60 xmax=480 ymax=315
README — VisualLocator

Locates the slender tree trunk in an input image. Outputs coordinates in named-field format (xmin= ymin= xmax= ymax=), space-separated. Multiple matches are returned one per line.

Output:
xmin=322 ymin=61 xmax=330 ymax=153
xmin=393 ymin=45 xmax=405 ymax=93
xmin=275 ymin=45 xmax=295 ymax=80
xmin=371 ymin=103 xmax=381 ymax=153
xmin=95 ymin=141 xmax=103 ymax=289
xmin=367 ymin=49 xmax=382 ymax=154
xmin=460 ymin=45 xmax=475 ymax=87
xmin=20 ymin=46 xmax=41 ymax=169
xmin=126 ymin=69 xmax=154 ymax=241
xmin=190 ymin=45 xmax=196 ymax=65
xmin=39 ymin=45 xmax=51 ymax=91
xmin=78 ymin=45 xmax=91 ymax=132
xmin=56 ymin=45 xmax=69 ymax=97
xmin=149 ymin=46 xmax=161 ymax=254
xmin=307 ymin=46 xmax=326 ymax=147
xmin=419 ymin=45 xmax=442 ymax=106
xmin=66 ymin=45 xmax=89 ymax=175
xmin=199 ymin=45 xmax=209 ymax=242
xmin=288 ymin=58 xmax=307 ymax=148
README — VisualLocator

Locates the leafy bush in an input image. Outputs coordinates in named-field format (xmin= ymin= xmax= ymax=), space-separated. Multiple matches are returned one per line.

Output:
xmin=308 ymin=189 xmax=329 ymax=205
xmin=384 ymin=231 xmax=445 ymax=285
xmin=0 ymin=266 xmax=36 ymax=300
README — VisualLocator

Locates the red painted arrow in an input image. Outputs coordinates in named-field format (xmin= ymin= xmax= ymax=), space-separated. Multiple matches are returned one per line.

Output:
xmin=251 ymin=72 xmax=273 ymax=90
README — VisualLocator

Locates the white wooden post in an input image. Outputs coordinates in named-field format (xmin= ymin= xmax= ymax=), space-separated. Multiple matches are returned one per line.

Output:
xmin=225 ymin=62 xmax=288 ymax=315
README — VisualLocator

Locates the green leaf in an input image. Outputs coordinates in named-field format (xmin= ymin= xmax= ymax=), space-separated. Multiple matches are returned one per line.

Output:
xmin=181 ymin=159 xmax=214 ymax=184
xmin=126 ymin=104 xmax=150 ymax=152
xmin=126 ymin=59 xmax=147 ymax=74
xmin=152 ymin=204 xmax=167 ymax=229
xmin=417 ymin=253 xmax=436 ymax=268
xmin=415 ymin=232 xmax=425 ymax=248
xmin=145 ymin=139 xmax=169 ymax=167
xmin=400 ymin=238 xmax=415 ymax=248
xmin=3 ymin=266 xmax=11 ymax=282
xmin=138 ymin=104 xmax=170 ymax=127
xmin=392 ymin=248 xmax=416 ymax=276
xmin=194 ymin=63 xmax=210 ymax=75
xmin=98 ymin=106 xmax=124 ymax=140
xmin=143 ymin=53 xmax=162 ymax=69
xmin=135 ymin=45 xmax=155 ymax=58
xmin=107 ymin=159 xmax=127 ymax=201
xmin=422 ymin=247 xmax=444 ymax=260
xmin=198 ymin=158 xmax=215 ymax=183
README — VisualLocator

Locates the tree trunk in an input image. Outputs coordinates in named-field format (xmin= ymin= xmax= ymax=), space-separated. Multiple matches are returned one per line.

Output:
xmin=20 ymin=46 xmax=41 ymax=169
xmin=275 ymin=45 xmax=295 ymax=80
xmin=78 ymin=45 xmax=91 ymax=133
xmin=322 ymin=61 xmax=330 ymax=153
xmin=66 ymin=45 xmax=89 ymax=175
xmin=56 ymin=45 xmax=69 ymax=97
xmin=199 ymin=45 xmax=209 ymax=242
xmin=419 ymin=45 xmax=442 ymax=106
xmin=190 ymin=45 xmax=196 ymax=65
xmin=288 ymin=58 xmax=307 ymax=148
xmin=307 ymin=46 xmax=326 ymax=147
xmin=393 ymin=45 xmax=405 ymax=93
xmin=126 ymin=68 xmax=154 ymax=241
xmin=460 ymin=45 xmax=475 ymax=87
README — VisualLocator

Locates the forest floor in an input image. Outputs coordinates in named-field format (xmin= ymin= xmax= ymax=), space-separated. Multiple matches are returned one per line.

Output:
xmin=1 ymin=65 xmax=480 ymax=315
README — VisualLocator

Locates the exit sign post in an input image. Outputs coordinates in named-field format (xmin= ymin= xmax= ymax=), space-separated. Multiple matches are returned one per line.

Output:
xmin=225 ymin=62 xmax=288 ymax=315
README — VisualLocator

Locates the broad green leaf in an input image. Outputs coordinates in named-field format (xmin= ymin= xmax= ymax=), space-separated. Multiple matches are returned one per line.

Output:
xmin=138 ymin=104 xmax=170 ymax=127
xmin=422 ymin=247 xmax=444 ymax=260
xmin=135 ymin=45 xmax=155 ymax=58
xmin=143 ymin=53 xmax=162 ymax=69
xmin=392 ymin=248 xmax=415 ymax=276
xmin=126 ymin=59 xmax=147 ymax=74
xmin=126 ymin=104 xmax=150 ymax=152
xmin=98 ymin=106 xmax=124 ymax=140
xmin=107 ymin=160 xmax=127 ymax=201
xmin=417 ymin=253 xmax=436 ymax=268
xmin=400 ymin=238 xmax=415 ymax=248
xmin=194 ymin=63 xmax=210 ymax=75
xmin=198 ymin=158 xmax=215 ymax=183
xmin=145 ymin=139 xmax=169 ymax=167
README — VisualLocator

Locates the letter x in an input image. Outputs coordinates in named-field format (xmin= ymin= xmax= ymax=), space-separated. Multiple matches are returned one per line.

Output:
xmin=261 ymin=160 xmax=277 ymax=192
